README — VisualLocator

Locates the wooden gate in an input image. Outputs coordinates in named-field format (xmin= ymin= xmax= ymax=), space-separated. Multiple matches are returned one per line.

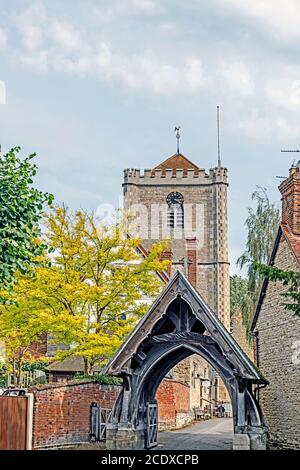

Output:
xmin=0 ymin=396 xmax=29 ymax=450
xmin=90 ymin=403 xmax=112 ymax=442
xmin=146 ymin=401 xmax=158 ymax=449
xmin=99 ymin=408 xmax=112 ymax=441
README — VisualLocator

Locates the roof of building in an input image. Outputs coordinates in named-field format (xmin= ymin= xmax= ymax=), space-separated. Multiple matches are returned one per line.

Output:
xmin=251 ymin=223 xmax=300 ymax=332
xmin=135 ymin=240 xmax=169 ymax=284
xmin=47 ymin=356 xmax=102 ymax=372
xmin=281 ymin=223 xmax=300 ymax=265
xmin=152 ymin=153 xmax=200 ymax=175
xmin=105 ymin=270 xmax=266 ymax=383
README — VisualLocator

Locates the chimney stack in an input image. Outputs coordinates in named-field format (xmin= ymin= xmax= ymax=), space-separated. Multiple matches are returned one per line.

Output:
xmin=160 ymin=249 xmax=173 ymax=277
xmin=279 ymin=161 xmax=300 ymax=235
xmin=186 ymin=237 xmax=197 ymax=288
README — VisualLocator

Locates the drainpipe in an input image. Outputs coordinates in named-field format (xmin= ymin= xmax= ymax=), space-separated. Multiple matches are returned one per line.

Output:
xmin=253 ymin=331 xmax=259 ymax=368
xmin=251 ymin=331 xmax=268 ymax=403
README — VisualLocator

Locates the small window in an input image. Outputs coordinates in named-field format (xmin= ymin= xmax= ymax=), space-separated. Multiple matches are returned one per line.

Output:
xmin=167 ymin=192 xmax=184 ymax=229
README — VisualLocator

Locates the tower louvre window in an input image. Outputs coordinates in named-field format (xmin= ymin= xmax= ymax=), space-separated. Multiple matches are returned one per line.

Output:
xmin=166 ymin=192 xmax=184 ymax=229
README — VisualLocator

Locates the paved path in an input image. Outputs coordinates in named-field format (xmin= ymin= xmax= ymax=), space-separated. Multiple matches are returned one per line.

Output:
xmin=157 ymin=418 xmax=233 ymax=450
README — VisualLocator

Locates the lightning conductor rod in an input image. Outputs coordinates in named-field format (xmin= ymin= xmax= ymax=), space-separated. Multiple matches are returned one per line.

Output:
xmin=217 ymin=105 xmax=221 ymax=168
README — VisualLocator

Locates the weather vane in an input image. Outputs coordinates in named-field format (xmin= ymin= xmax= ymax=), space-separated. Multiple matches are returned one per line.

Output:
xmin=174 ymin=126 xmax=181 ymax=154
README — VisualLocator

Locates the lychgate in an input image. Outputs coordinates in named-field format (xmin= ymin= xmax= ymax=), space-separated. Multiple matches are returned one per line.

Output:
xmin=105 ymin=271 xmax=268 ymax=450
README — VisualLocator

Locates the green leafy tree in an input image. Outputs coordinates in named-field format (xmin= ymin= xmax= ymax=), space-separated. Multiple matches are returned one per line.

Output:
xmin=237 ymin=187 xmax=280 ymax=293
xmin=230 ymin=274 xmax=253 ymax=318
xmin=235 ymin=187 xmax=280 ymax=333
xmin=0 ymin=146 xmax=53 ymax=297
xmin=0 ymin=280 xmax=49 ymax=385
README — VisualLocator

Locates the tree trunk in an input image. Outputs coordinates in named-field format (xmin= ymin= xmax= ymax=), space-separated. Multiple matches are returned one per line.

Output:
xmin=16 ymin=361 xmax=22 ymax=387
xmin=12 ymin=359 xmax=16 ymax=387
xmin=83 ymin=357 xmax=89 ymax=375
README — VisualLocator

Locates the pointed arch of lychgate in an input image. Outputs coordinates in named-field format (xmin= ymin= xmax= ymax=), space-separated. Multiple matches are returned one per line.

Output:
xmin=105 ymin=271 xmax=268 ymax=449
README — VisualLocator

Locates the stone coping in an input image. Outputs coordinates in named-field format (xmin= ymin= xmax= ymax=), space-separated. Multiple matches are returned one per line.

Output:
xmin=29 ymin=379 xmax=122 ymax=392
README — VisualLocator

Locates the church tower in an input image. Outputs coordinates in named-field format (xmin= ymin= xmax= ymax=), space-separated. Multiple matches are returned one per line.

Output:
xmin=123 ymin=150 xmax=230 ymax=330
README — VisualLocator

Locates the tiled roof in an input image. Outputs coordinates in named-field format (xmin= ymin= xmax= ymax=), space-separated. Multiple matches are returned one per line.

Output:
xmin=281 ymin=223 xmax=300 ymax=265
xmin=136 ymin=241 xmax=169 ymax=284
xmin=152 ymin=153 xmax=200 ymax=175
xmin=47 ymin=356 xmax=102 ymax=372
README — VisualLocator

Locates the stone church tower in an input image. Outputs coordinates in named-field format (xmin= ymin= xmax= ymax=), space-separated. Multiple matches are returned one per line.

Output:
xmin=123 ymin=148 xmax=231 ymax=419
xmin=123 ymin=152 xmax=230 ymax=330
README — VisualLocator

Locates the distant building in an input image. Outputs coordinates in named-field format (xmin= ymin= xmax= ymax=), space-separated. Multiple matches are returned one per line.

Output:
xmin=251 ymin=162 xmax=300 ymax=449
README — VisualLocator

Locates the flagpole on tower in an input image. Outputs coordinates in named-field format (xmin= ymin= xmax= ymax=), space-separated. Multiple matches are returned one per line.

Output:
xmin=217 ymin=106 xmax=221 ymax=168
xmin=175 ymin=126 xmax=181 ymax=155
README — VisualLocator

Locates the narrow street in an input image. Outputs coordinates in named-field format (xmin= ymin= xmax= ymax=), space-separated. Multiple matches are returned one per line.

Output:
xmin=157 ymin=418 xmax=233 ymax=450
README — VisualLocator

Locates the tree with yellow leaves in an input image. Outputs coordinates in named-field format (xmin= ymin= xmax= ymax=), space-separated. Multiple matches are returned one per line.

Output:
xmin=0 ymin=207 xmax=169 ymax=378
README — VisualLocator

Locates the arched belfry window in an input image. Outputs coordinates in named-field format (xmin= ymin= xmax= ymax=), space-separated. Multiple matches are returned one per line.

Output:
xmin=167 ymin=192 xmax=184 ymax=228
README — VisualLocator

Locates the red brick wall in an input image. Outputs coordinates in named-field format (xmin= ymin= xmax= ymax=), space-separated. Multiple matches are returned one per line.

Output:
xmin=160 ymin=249 xmax=173 ymax=277
xmin=29 ymin=379 xmax=191 ymax=447
xmin=186 ymin=237 xmax=197 ymax=288
xmin=29 ymin=380 xmax=121 ymax=449
xmin=156 ymin=379 xmax=190 ymax=429
xmin=279 ymin=172 xmax=300 ymax=235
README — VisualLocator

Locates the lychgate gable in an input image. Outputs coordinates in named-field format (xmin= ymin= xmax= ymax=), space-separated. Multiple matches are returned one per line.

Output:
xmin=106 ymin=271 xmax=265 ymax=382
xmin=105 ymin=271 xmax=268 ymax=451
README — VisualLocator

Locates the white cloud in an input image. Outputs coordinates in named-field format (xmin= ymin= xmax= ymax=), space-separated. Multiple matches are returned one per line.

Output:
xmin=12 ymin=38 xmax=208 ymax=94
xmin=50 ymin=20 xmax=82 ymax=53
xmin=239 ymin=113 xmax=300 ymax=140
xmin=266 ymin=77 xmax=300 ymax=110
xmin=186 ymin=58 xmax=207 ymax=89
xmin=92 ymin=0 xmax=162 ymax=23
xmin=94 ymin=50 xmax=207 ymax=93
xmin=158 ymin=22 xmax=177 ymax=34
xmin=17 ymin=50 xmax=49 ymax=73
xmin=7 ymin=4 xmax=208 ymax=94
xmin=222 ymin=0 xmax=300 ymax=40
xmin=130 ymin=0 xmax=158 ymax=12
xmin=0 ymin=28 xmax=7 ymax=49
xmin=13 ymin=3 xmax=47 ymax=51
xmin=219 ymin=61 xmax=254 ymax=96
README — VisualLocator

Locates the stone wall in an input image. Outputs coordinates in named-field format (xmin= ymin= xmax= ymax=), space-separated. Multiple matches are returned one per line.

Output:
xmin=256 ymin=236 xmax=300 ymax=449
xmin=29 ymin=380 xmax=121 ymax=449
xmin=188 ymin=357 xmax=211 ymax=410
xmin=123 ymin=164 xmax=230 ymax=328
xmin=172 ymin=358 xmax=190 ymax=386
xmin=231 ymin=311 xmax=254 ymax=361
xmin=156 ymin=378 xmax=193 ymax=430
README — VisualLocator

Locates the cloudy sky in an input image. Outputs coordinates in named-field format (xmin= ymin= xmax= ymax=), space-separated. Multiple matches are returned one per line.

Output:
xmin=1 ymin=0 xmax=300 ymax=274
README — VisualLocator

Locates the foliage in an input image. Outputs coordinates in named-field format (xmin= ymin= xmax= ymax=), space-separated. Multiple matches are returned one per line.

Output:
xmin=235 ymin=187 xmax=280 ymax=334
xmin=0 ymin=363 xmax=9 ymax=387
xmin=230 ymin=275 xmax=253 ymax=333
xmin=237 ymin=187 xmax=280 ymax=293
xmin=0 ymin=146 xmax=53 ymax=298
xmin=22 ymin=360 xmax=49 ymax=372
xmin=0 ymin=206 xmax=170 ymax=376
xmin=73 ymin=373 xmax=122 ymax=385
xmin=230 ymin=275 xmax=249 ymax=315
xmin=255 ymin=264 xmax=300 ymax=317
xmin=0 ymin=288 xmax=48 ymax=385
